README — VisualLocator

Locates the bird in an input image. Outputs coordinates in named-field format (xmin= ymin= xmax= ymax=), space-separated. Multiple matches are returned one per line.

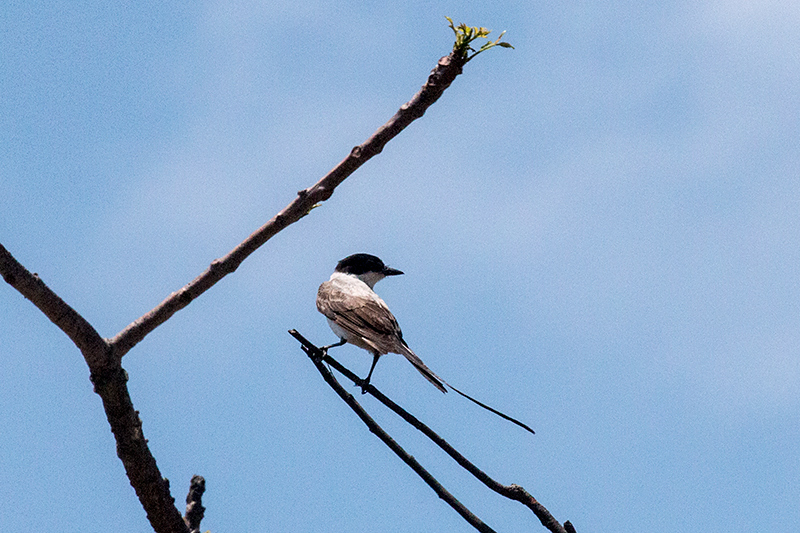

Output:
xmin=316 ymin=253 xmax=535 ymax=434
xmin=316 ymin=253 xmax=447 ymax=393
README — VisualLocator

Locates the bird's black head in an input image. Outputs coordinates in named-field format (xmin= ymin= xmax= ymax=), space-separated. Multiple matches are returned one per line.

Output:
xmin=335 ymin=253 xmax=403 ymax=276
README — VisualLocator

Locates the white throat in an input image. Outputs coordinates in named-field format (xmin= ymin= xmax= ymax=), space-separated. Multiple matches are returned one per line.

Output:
xmin=355 ymin=271 xmax=386 ymax=289
xmin=331 ymin=270 xmax=385 ymax=290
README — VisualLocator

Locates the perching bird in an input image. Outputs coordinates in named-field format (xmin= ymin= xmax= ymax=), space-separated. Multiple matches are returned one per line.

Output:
xmin=316 ymin=253 xmax=446 ymax=392
xmin=316 ymin=253 xmax=535 ymax=434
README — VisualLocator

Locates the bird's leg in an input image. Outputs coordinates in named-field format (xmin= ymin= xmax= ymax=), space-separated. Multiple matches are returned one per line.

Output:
xmin=320 ymin=337 xmax=347 ymax=356
xmin=360 ymin=352 xmax=381 ymax=394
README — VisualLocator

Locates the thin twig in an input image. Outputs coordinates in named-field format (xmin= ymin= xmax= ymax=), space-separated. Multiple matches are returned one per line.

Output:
xmin=108 ymin=51 xmax=468 ymax=360
xmin=184 ymin=475 xmax=206 ymax=533
xmin=290 ymin=330 xmax=497 ymax=533
xmin=289 ymin=329 xmax=573 ymax=533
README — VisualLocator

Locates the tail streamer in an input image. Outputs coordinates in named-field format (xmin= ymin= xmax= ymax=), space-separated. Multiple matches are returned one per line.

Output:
xmin=443 ymin=380 xmax=535 ymax=435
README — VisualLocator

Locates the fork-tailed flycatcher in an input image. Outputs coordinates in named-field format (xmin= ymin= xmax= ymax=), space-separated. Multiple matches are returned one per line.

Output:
xmin=316 ymin=253 xmax=534 ymax=434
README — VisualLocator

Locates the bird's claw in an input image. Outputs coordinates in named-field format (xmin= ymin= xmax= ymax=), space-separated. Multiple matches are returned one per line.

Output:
xmin=355 ymin=378 xmax=370 ymax=394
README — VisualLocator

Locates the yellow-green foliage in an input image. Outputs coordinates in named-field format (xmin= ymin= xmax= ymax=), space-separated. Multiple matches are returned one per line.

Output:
xmin=446 ymin=16 xmax=514 ymax=62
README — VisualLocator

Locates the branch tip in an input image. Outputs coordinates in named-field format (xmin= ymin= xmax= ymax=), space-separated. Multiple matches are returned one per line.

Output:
xmin=445 ymin=16 xmax=514 ymax=62
xmin=184 ymin=475 xmax=206 ymax=533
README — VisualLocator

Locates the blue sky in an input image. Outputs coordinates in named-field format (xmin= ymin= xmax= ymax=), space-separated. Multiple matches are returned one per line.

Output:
xmin=2 ymin=2 xmax=799 ymax=532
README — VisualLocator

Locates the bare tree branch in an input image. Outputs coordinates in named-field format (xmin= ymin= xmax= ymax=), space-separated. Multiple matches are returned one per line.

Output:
xmin=108 ymin=51 xmax=468 ymax=359
xmin=2 ymin=49 xmax=472 ymax=533
xmin=183 ymin=476 xmax=206 ymax=533
xmin=0 ymin=244 xmax=188 ymax=533
xmin=92 ymin=366 xmax=189 ymax=533
xmin=289 ymin=329 xmax=573 ymax=533
xmin=0 ymin=243 xmax=109 ymax=369
xmin=289 ymin=329 xmax=497 ymax=533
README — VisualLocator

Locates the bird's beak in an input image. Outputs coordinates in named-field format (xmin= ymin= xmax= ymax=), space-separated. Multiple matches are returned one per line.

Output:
xmin=383 ymin=266 xmax=404 ymax=276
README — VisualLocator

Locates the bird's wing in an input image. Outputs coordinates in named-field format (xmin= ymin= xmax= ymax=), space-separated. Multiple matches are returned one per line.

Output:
xmin=317 ymin=281 xmax=404 ymax=354
xmin=317 ymin=279 xmax=447 ymax=393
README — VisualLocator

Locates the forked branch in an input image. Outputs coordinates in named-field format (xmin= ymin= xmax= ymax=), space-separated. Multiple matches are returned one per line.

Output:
xmin=1 ymin=43 xmax=481 ymax=533
xmin=1 ymin=21 xmax=515 ymax=533
xmin=289 ymin=330 xmax=496 ymax=533
xmin=0 ymin=244 xmax=188 ymax=533
xmin=289 ymin=329 xmax=573 ymax=533
xmin=107 ymin=49 xmax=470 ymax=360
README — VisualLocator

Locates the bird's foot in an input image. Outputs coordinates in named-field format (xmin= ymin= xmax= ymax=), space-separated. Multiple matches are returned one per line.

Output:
xmin=320 ymin=338 xmax=347 ymax=355
xmin=355 ymin=377 xmax=371 ymax=394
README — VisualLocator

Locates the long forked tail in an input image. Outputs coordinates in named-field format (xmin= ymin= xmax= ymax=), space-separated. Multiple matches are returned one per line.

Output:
xmin=400 ymin=346 xmax=535 ymax=435
xmin=400 ymin=346 xmax=448 ymax=393
xmin=442 ymin=381 xmax=535 ymax=435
